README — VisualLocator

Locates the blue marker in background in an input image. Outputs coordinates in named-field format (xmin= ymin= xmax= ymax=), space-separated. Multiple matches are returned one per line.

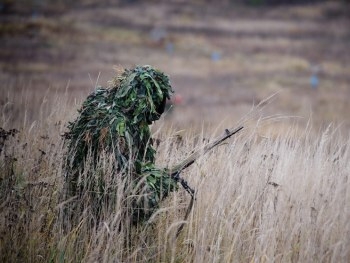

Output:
xmin=310 ymin=74 xmax=319 ymax=89
xmin=310 ymin=64 xmax=321 ymax=90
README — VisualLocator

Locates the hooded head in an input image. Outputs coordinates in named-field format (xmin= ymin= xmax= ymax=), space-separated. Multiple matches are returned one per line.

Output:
xmin=111 ymin=65 xmax=173 ymax=124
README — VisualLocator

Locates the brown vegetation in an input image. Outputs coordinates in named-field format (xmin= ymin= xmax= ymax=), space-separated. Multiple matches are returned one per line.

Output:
xmin=1 ymin=1 xmax=350 ymax=262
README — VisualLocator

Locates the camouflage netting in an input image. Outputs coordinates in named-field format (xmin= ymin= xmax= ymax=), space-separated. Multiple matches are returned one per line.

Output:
xmin=63 ymin=65 xmax=178 ymax=223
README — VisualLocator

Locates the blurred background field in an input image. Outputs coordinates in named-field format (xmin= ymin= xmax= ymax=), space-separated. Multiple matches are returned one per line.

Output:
xmin=1 ymin=1 xmax=350 ymax=262
xmin=1 ymin=0 xmax=350 ymax=133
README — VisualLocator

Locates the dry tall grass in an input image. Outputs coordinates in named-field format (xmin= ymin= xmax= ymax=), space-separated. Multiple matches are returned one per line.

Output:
xmin=1 ymin=88 xmax=349 ymax=262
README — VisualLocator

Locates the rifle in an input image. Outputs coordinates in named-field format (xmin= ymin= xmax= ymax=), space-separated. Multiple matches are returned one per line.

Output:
xmin=167 ymin=125 xmax=244 ymax=196
xmin=166 ymin=125 xmax=243 ymax=237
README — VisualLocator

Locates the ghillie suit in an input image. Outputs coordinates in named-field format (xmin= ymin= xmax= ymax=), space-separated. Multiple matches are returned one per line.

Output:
xmin=63 ymin=65 xmax=178 ymax=224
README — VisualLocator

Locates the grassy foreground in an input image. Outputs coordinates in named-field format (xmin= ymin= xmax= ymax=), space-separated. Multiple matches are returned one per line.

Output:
xmin=0 ymin=90 xmax=349 ymax=263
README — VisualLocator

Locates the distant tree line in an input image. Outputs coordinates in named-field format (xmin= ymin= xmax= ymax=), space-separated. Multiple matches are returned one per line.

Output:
xmin=190 ymin=0 xmax=337 ymax=5
xmin=1 ymin=0 xmax=348 ymax=15
xmin=119 ymin=0 xmax=348 ymax=6
xmin=238 ymin=0 xmax=328 ymax=5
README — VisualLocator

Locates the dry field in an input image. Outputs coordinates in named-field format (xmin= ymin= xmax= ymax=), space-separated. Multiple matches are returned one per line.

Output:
xmin=1 ymin=91 xmax=350 ymax=262
xmin=1 ymin=1 xmax=350 ymax=262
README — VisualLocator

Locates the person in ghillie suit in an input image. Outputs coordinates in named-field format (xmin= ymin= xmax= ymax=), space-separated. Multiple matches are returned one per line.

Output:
xmin=63 ymin=65 xmax=178 ymax=224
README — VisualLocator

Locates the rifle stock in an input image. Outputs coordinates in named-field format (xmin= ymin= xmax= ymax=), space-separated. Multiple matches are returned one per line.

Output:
xmin=167 ymin=126 xmax=244 ymax=176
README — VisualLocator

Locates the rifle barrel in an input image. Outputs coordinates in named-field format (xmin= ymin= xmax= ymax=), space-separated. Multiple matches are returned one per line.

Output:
xmin=168 ymin=126 xmax=244 ymax=176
